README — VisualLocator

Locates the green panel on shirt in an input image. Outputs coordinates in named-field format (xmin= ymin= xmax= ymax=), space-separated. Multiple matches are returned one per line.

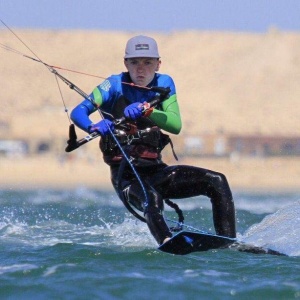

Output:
xmin=149 ymin=94 xmax=182 ymax=134
xmin=92 ymin=87 xmax=103 ymax=107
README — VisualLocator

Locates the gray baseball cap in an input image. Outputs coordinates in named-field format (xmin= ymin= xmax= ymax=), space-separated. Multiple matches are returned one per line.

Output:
xmin=124 ymin=35 xmax=160 ymax=59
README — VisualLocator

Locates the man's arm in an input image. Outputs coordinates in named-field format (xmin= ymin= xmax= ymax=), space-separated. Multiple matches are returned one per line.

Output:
xmin=149 ymin=94 xmax=182 ymax=134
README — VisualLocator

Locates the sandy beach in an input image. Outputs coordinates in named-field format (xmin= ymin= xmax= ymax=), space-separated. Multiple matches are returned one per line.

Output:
xmin=1 ymin=154 xmax=300 ymax=193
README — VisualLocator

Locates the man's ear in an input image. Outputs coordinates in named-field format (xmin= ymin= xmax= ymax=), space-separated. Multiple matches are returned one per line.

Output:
xmin=124 ymin=59 xmax=129 ymax=70
xmin=156 ymin=60 xmax=161 ymax=71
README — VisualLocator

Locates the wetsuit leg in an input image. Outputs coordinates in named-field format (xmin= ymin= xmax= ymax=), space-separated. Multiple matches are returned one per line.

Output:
xmin=151 ymin=165 xmax=236 ymax=238
xmin=123 ymin=181 xmax=172 ymax=245
xmin=111 ymin=166 xmax=172 ymax=245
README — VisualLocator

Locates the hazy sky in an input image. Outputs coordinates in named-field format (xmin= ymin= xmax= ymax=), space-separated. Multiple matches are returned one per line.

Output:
xmin=1 ymin=0 xmax=300 ymax=32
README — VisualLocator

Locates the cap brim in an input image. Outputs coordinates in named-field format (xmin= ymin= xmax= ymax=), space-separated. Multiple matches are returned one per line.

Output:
xmin=124 ymin=54 xmax=160 ymax=59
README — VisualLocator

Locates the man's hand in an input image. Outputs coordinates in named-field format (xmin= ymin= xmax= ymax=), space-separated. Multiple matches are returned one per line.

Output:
xmin=124 ymin=102 xmax=144 ymax=120
xmin=88 ymin=119 xmax=115 ymax=136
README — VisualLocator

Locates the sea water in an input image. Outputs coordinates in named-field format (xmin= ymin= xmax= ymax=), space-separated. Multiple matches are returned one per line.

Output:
xmin=0 ymin=188 xmax=299 ymax=300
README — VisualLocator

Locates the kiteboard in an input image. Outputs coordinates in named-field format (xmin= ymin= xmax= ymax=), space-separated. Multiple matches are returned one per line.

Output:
xmin=158 ymin=231 xmax=285 ymax=256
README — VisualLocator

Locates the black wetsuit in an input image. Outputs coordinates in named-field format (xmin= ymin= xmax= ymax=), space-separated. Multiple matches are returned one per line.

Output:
xmin=111 ymin=160 xmax=236 ymax=245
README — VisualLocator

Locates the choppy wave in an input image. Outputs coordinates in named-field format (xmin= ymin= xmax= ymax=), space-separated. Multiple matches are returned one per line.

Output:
xmin=241 ymin=200 xmax=300 ymax=256
xmin=0 ymin=189 xmax=299 ymax=299
xmin=0 ymin=189 xmax=299 ymax=257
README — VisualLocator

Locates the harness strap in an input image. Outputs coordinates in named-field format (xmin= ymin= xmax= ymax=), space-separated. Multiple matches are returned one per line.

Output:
xmin=164 ymin=199 xmax=184 ymax=232
xmin=168 ymin=137 xmax=178 ymax=161
xmin=101 ymin=126 xmax=179 ymax=161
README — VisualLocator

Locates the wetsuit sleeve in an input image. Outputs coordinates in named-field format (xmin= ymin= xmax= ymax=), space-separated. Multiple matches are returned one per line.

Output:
xmin=70 ymin=84 xmax=106 ymax=133
xmin=70 ymin=99 xmax=97 ymax=133
xmin=149 ymin=94 xmax=182 ymax=134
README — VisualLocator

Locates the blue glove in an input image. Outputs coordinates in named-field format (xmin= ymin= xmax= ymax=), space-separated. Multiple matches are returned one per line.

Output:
xmin=88 ymin=119 xmax=115 ymax=136
xmin=124 ymin=102 xmax=144 ymax=120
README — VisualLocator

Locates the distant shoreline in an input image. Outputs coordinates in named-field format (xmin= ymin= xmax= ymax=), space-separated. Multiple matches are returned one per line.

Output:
xmin=2 ymin=155 xmax=300 ymax=194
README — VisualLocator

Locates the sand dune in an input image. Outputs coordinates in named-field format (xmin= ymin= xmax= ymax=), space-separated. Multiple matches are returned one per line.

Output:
xmin=1 ymin=29 xmax=300 ymax=138
xmin=1 ymin=29 xmax=300 ymax=190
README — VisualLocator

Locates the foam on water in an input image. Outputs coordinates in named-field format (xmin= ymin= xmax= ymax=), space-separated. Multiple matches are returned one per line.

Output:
xmin=0 ymin=208 xmax=156 ymax=252
xmin=107 ymin=217 xmax=157 ymax=248
xmin=0 ymin=264 xmax=39 ymax=275
xmin=42 ymin=264 xmax=77 ymax=277
xmin=241 ymin=200 xmax=300 ymax=256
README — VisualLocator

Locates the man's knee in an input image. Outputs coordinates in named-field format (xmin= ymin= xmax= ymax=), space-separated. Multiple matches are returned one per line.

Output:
xmin=210 ymin=171 xmax=227 ymax=186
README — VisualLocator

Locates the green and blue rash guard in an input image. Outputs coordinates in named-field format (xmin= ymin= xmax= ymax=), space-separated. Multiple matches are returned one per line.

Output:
xmin=70 ymin=72 xmax=182 ymax=135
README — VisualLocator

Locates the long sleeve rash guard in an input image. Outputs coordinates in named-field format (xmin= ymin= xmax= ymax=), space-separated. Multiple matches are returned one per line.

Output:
xmin=70 ymin=72 xmax=182 ymax=135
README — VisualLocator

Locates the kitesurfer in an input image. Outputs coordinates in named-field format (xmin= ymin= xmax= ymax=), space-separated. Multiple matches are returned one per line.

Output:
xmin=70 ymin=35 xmax=236 ymax=245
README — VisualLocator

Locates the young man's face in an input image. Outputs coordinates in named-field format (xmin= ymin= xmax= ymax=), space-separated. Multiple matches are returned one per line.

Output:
xmin=124 ymin=57 xmax=161 ymax=86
